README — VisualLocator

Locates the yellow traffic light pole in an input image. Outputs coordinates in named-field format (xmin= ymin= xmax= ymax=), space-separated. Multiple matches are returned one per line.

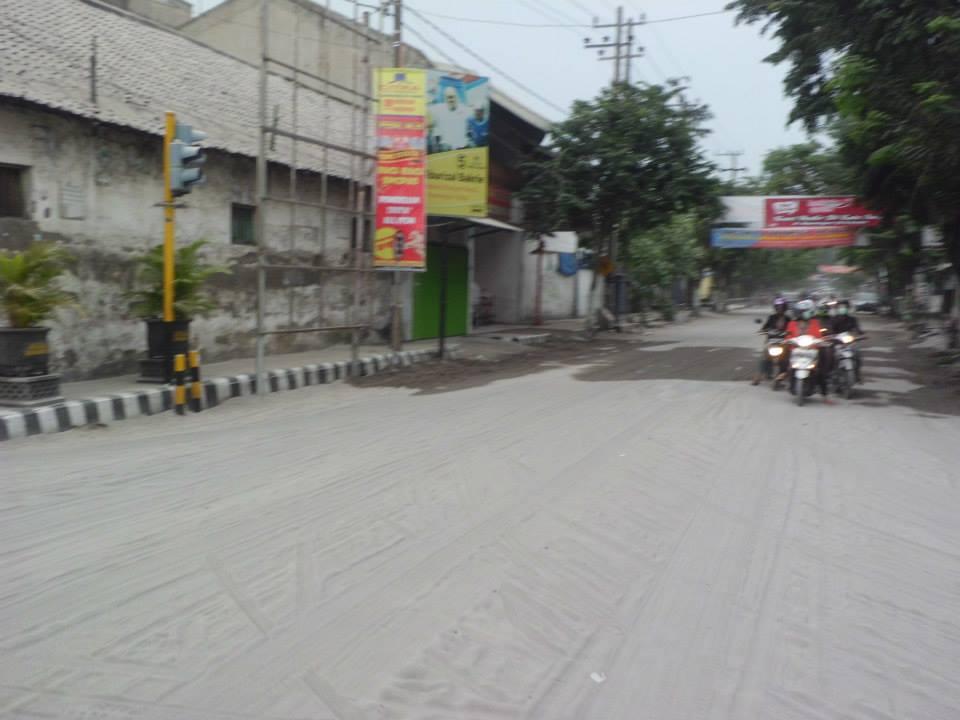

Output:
xmin=162 ymin=111 xmax=176 ymax=322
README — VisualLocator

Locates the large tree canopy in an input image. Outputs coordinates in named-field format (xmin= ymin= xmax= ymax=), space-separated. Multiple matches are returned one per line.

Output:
xmin=728 ymin=0 xmax=960 ymax=273
xmin=761 ymin=140 xmax=853 ymax=196
xmin=517 ymin=82 xmax=718 ymax=262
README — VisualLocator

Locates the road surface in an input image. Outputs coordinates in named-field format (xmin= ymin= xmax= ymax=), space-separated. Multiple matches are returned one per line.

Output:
xmin=2 ymin=311 xmax=959 ymax=719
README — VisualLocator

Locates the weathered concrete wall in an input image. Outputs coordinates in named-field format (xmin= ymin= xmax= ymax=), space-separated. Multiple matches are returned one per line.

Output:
xmin=515 ymin=235 xmax=601 ymax=323
xmin=0 ymin=101 xmax=390 ymax=380
xmin=182 ymin=0 xmax=433 ymax=106
xmin=101 ymin=0 xmax=193 ymax=28
xmin=473 ymin=232 xmax=524 ymax=325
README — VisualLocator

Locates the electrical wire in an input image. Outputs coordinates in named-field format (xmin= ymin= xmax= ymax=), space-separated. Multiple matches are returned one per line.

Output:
xmin=629 ymin=2 xmax=746 ymax=153
xmin=406 ymin=8 xmax=731 ymax=28
xmin=521 ymin=0 xmax=582 ymax=26
xmin=516 ymin=0 xmax=584 ymax=39
xmin=564 ymin=0 xmax=595 ymax=19
xmin=404 ymin=6 xmax=567 ymax=114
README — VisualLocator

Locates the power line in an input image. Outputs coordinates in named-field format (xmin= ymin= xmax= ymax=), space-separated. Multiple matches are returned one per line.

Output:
xmin=403 ymin=8 xmax=567 ymax=114
xmin=522 ymin=0 xmax=582 ymax=26
xmin=517 ymin=0 xmax=583 ymax=39
xmin=405 ymin=8 xmax=731 ymax=28
xmin=564 ymin=0 xmax=595 ymax=19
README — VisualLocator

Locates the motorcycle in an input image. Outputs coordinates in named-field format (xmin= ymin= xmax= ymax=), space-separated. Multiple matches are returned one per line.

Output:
xmin=831 ymin=332 xmax=864 ymax=400
xmin=786 ymin=333 xmax=827 ymax=406
xmin=760 ymin=329 xmax=787 ymax=390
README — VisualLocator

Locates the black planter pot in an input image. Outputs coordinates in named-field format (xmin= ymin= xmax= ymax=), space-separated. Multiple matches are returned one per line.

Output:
xmin=139 ymin=319 xmax=191 ymax=383
xmin=0 ymin=326 xmax=51 ymax=377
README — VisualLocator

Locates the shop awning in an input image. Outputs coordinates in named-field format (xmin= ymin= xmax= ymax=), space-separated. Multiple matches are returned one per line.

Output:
xmin=429 ymin=216 xmax=524 ymax=237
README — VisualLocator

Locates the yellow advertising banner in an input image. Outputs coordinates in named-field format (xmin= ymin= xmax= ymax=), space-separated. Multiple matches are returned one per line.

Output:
xmin=373 ymin=68 xmax=428 ymax=270
xmin=425 ymin=70 xmax=489 ymax=218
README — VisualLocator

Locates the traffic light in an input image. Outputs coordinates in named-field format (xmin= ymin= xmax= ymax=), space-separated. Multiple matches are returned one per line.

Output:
xmin=169 ymin=122 xmax=206 ymax=196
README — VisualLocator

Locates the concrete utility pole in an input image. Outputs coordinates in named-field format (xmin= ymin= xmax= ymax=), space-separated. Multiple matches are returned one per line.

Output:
xmin=389 ymin=0 xmax=404 ymax=352
xmin=583 ymin=6 xmax=644 ymax=84
xmin=718 ymin=151 xmax=748 ymax=186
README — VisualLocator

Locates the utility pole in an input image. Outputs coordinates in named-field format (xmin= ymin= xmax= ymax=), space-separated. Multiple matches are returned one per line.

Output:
xmin=718 ymin=151 xmax=748 ymax=186
xmin=583 ymin=6 xmax=644 ymax=84
xmin=389 ymin=0 xmax=404 ymax=352
xmin=583 ymin=7 xmax=644 ymax=330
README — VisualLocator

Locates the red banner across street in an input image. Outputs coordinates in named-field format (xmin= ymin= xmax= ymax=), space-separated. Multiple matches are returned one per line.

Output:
xmin=765 ymin=196 xmax=882 ymax=228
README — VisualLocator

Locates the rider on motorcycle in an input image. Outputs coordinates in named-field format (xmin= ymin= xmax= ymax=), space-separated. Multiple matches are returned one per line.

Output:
xmin=829 ymin=299 xmax=864 ymax=383
xmin=752 ymin=297 xmax=791 ymax=385
xmin=786 ymin=299 xmax=832 ymax=403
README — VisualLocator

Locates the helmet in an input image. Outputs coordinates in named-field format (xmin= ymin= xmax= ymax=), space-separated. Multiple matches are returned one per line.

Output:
xmin=794 ymin=299 xmax=815 ymax=319
xmin=773 ymin=296 xmax=788 ymax=312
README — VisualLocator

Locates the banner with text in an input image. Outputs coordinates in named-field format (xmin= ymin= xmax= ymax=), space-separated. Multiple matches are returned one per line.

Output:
xmin=426 ymin=70 xmax=489 ymax=218
xmin=711 ymin=227 xmax=856 ymax=249
xmin=765 ymin=196 xmax=882 ymax=228
xmin=374 ymin=68 xmax=427 ymax=270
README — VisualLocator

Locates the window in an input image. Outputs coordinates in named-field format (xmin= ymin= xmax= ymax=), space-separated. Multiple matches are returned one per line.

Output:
xmin=0 ymin=164 xmax=28 ymax=218
xmin=231 ymin=203 xmax=256 ymax=245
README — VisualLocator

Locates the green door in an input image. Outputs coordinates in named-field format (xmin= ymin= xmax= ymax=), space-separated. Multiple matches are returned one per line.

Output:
xmin=412 ymin=243 xmax=468 ymax=340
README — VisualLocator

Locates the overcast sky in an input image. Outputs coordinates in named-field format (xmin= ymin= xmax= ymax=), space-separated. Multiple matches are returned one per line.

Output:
xmin=195 ymin=0 xmax=810 ymax=175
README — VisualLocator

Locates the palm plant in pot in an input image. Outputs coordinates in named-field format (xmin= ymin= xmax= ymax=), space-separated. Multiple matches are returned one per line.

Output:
xmin=128 ymin=240 xmax=228 ymax=383
xmin=0 ymin=243 xmax=75 ymax=406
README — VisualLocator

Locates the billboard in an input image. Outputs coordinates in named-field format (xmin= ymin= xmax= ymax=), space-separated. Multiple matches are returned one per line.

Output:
xmin=711 ymin=227 xmax=856 ymax=249
xmin=426 ymin=70 xmax=489 ymax=218
xmin=373 ymin=68 xmax=428 ymax=270
xmin=765 ymin=196 xmax=882 ymax=228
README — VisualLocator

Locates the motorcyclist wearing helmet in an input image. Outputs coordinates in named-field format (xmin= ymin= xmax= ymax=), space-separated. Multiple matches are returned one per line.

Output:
xmin=761 ymin=297 xmax=791 ymax=333
xmin=786 ymin=299 xmax=832 ymax=402
xmin=829 ymin=299 xmax=864 ymax=383
xmin=752 ymin=297 xmax=791 ymax=385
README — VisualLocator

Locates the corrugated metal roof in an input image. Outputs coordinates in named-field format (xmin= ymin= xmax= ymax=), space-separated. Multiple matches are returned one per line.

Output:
xmin=0 ymin=0 xmax=370 ymax=180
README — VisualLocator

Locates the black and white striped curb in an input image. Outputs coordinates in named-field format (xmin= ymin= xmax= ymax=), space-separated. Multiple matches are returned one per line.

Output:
xmin=0 ymin=347 xmax=448 ymax=442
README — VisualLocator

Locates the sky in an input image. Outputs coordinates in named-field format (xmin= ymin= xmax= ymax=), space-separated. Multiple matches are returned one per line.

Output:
xmin=193 ymin=0 xmax=810 ymax=176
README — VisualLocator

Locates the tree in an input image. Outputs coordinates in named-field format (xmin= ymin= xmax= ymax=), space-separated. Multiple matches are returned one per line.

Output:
xmin=518 ymin=81 xmax=719 ymax=266
xmin=728 ymin=0 xmax=960 ymax=280
xmin=761 ymin=140 xmax=853 ymax=195
xmin=629 ymin=213 xmax=703 ymax=316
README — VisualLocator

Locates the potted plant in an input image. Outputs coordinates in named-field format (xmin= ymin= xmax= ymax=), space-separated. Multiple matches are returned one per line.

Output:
xmin=129 ymin=240 xmax=228 ymax=383
xmin=0 ymin=243 xmax=75 ymax=406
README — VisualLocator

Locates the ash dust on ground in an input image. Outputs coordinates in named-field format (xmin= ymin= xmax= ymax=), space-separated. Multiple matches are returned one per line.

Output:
xmin=349 ymin=335 xmax=755 ymax=395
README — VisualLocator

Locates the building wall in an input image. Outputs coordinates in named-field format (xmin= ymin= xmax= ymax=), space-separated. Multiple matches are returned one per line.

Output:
xmin=101 ymin=0 xmax=193 ymax=28
xmin=0 ymin=101 xmax=389 ymax=380
xmin=472 ymin=231 xmax=523 ymax=325
xmin=182 ymin=0 xmax=433 ymax=106
xmin=520 ymin=235 xmax=598 ymax=322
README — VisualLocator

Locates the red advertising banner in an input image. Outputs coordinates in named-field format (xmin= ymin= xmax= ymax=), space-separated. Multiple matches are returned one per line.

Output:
xmin=765 ymin=196 xmax=882 ymax=228
xmin=374 ymin=69 xmax=427 ymax=270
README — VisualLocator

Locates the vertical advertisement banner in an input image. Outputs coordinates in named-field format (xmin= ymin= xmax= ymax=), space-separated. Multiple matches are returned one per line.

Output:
xmin=426 ymin=70 xmax=489 ymax=217
xmin=374 ymin=68 xmax=427 ymax=270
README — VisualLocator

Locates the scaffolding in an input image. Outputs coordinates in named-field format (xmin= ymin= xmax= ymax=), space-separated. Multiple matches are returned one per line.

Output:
xmin=253 ymin=0 xmax=383 ymax=393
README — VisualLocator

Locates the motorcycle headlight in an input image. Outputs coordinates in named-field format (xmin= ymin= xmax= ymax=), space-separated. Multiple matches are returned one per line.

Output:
xmin=769 ymin=347 xmax=784 ymax=357
xmin=796 ymin=335 xmax=814 ymax=348
xmin=840 ymin=333 xmax=854 ymax=344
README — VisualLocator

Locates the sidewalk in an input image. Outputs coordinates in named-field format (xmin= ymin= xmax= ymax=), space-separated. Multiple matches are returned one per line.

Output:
xmin=0 ymin=339 xmax=451 ymax=442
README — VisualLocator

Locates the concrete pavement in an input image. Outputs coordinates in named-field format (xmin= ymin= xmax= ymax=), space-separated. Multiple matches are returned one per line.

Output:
xmin=2 ymin=310 xmax=958 ymax=719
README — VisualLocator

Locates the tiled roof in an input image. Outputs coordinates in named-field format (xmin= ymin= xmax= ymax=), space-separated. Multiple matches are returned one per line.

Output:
xmin=0 ymin=0 xmax=369 ymax=179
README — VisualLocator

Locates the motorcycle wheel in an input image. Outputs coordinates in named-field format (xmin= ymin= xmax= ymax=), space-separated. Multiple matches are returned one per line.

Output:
xmin=844 ymin=369 xmax=855 ymax=400
xmin=795 ymin=378 xmax=805 ymax=406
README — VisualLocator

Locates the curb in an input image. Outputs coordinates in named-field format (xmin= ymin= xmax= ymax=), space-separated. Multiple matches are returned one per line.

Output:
xmin=0 ymin=347 xmax=448 ymax=443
